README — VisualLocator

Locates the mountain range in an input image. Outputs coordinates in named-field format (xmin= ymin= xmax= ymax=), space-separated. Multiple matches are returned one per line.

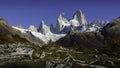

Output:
xmin=0 ymin=10 xmax=120 ymax=68
xmin=7 ymin=10 xmax=109 ymax=45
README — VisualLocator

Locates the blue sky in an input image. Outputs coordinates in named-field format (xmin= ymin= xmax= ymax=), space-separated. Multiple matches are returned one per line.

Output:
xmin=0 ymin=0 xmax=120 ymax=28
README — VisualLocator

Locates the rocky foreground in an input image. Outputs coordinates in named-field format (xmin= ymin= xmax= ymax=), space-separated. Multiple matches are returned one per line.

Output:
xmin=0 ymin=43 xmax=120 ymax=68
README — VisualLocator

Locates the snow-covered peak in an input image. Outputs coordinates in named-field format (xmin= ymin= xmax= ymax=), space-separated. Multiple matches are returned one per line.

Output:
xmin=28 ymin=25 xmax=38 ymax=32
xmin=13 ymin=26 xmax=66 ymax=44
xmin=54 ymin=10 xmax=89 ymax=33
xmin=86 ymin=19 xmax=110 ymax=32
xmin=73 ymin=10 xmax=87 ymax=25
xmin=58 ymin=14 xmax=70 ymax=26
xmin=58 ymin=14 xmax=63 ymax=19
xmin=56 ymin=14 xmax=70 ymax=32
xmin=90 ymin=19 xmax=109 ymax=27
xmin=38 ymin=20 xmax=52 ymax=35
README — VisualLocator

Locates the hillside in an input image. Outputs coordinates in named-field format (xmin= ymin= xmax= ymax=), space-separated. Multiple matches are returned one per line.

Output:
xmin=0 ymin=17 xmax=44 ymax=45
xmin=56 ymin=17 xmax=120 ymax=49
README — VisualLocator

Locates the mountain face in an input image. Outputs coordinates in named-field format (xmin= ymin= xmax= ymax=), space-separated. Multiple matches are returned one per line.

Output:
xmin=54 ymin=10 xmax=88 ymax=33
xmin=56 ymin=31 xmax=105 ymax=49
xmin=73 ymin=10 xmax=87 ymax=26
xmin=49 ymin=10 xmax=108 ymax=34
xmin=101 ymin=17 xmax=120 ymax=46
xmin=38 ymin=21 xmax=52 ymax=35
xmin=55 ymin=14 xmax=70 ymax=33
xmin=55 ymin=17 xmax=120 ymax=50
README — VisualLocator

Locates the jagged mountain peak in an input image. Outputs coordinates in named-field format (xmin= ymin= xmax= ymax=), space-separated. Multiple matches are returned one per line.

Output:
xmin=54 ymin=9 xmax=107 ymax=33
xmin=36 ymin=9 xmax=110 ymax=34
xmin=58 ymin=13 xmax=63 ymax=19
xmin=38 ymin=20 xmax=52 ymax=35
xmin=57 ymin=14 xmax=69 ymax=24
xmin=73 ymin=10 xmax=87 ymax=25
xmin=55 ymin=14 xmax=70 ymax=32
xmin=39 ymin=20 xmax=46 ymax=28
xmin=76 ymin=9 xmax=83 ymax=14
xmin=41 ymin=20 xmax=45 ymax=25
xmin=40 ymin=20 xmax=49 ymax=28
xmin=73 ymin=9 xmax=83 ymax=19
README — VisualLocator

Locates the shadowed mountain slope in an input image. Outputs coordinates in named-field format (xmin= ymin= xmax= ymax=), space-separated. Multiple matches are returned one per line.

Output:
xmin=56 ymin=17 xmax=120 ymax=50
xmin=0 ymin=17 xmax=44 ymax=45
